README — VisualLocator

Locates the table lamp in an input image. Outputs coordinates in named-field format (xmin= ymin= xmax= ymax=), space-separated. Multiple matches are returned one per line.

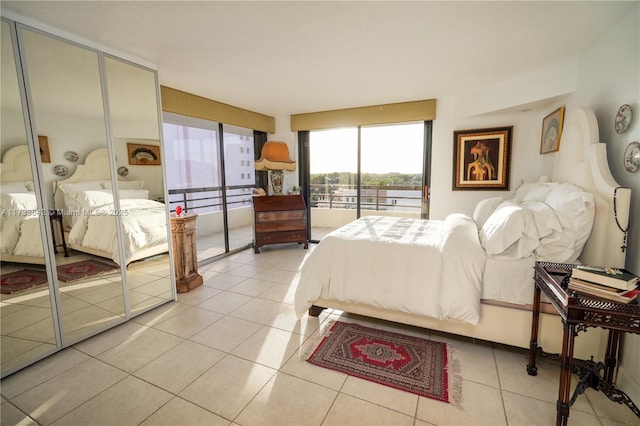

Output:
xmin=254 ymin=141 xmax=296 ymax=195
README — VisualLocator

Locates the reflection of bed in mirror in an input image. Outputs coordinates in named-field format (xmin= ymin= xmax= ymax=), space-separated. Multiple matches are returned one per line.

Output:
xmin=0 ymin=145 xmax=45 ymax=264
xmin=53 ymin=147 xmax=169 ymax=265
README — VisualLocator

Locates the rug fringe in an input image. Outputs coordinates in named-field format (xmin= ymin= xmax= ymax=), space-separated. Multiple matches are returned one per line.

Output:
xmin=447 ymin=346 xmax=463 ymax=408
xmin=299 ymin=319 xmax=336 ymax=359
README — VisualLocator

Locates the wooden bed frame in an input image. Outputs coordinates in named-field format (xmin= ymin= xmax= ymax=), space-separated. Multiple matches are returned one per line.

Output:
xmin=307 ymin=108 xmax=631 ymax=361
xmin=53 ymin=147 xmax=169 ymax=264
xmin=0 ymin=144 xmax=45 ymax=264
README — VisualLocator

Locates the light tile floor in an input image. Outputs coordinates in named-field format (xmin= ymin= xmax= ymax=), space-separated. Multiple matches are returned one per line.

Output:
xmin=2 ymin=244 xmax=639 ymax=426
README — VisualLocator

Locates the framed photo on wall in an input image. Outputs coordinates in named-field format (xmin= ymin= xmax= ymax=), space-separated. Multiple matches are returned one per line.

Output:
xmin=38 ymin=135 xmax=51 ymax=163
xmin=540 ymin=106 xmax=565 ymax=154
xmin=127 ymin=143 xmax=161 ymax=165
xmin=453 ymin=126 xmax=512 ymax=190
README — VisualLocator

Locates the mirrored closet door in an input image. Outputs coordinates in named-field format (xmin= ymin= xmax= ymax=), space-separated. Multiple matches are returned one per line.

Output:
xmin=0 ymin=19 xmax=58 ymax=376
xmin=0 ymin=18 xmax=175 ymax=378
xmin=103 ymin=56 xmax=173 ymax=315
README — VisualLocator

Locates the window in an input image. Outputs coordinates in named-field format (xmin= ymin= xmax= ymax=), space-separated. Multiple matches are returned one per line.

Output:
xmin=305 ymin=122 xmax=430 ymax=240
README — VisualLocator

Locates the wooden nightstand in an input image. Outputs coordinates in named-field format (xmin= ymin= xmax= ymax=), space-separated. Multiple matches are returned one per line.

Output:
xmin=49 ymin=210 xmax=69 ymax=257
xmin=252 ymin=195 xmax=308 ymax=253
xmin=528 ymin=261 xmax=640 ymax=425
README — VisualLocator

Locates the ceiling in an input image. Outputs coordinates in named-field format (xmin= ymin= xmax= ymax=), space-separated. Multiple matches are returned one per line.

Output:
xmin=1 ymin=1 xmax=634 ymax=117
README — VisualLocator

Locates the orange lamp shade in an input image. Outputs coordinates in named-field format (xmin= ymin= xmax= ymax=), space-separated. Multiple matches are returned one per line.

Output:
xmin=254 ymin=141 xmax=296 ymax=171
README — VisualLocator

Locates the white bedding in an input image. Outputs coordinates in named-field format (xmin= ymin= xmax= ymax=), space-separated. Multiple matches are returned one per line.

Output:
xmin=294 ymin=214 xmax=485 ymax=325
xmin=1 ymin=191 xmax=45 ymax=259
xmin=68 ymin=198 xmax=168 ymax=265
xmin=0 ymin=214 xmax=44 ymax=258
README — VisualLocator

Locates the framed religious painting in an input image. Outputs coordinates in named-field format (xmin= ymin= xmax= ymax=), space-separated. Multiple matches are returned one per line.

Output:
xmin=540 ymin=106 xmax=565 ymax=154
xmin=453 ymin=126 xmax=512 ymax=190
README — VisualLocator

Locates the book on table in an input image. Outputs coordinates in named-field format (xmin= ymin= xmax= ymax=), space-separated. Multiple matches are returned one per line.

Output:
xmin=568 ymin=277 xmax=640 ymax=304
xmin=571 ymin=266 xmax=640 ymax=291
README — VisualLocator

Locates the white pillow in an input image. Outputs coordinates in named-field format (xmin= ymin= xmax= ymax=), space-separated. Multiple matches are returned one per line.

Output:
xmin=472 ymin=196 xmax=503 ymax=229
xmin=480 ymin=200 xmax=539 ymax=258
xmin=69 ymin=189 xmax=114 ymax=209
xmin=119 ymin=189 xmax=149 ymax=200
xmin=101 ymin=180 xmax=144 ymax=190
xmin=536 ymin=184 xmax=595 ymax=263
xmin=66 ymin=189 xmax=149 ymax=209
xmin=521 ymin=201 xmax=562 ymax=239
xmin=1 ymin=181 xmax=33 ymax=193
xmin=513 ymin=181 xmax=557 ymax=203
xmin=0 ymin=192 xmax=38 ymax=211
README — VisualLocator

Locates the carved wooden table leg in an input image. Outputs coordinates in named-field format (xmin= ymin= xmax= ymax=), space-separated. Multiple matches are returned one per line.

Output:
xmin=557 ymin=321 xmax=576 ymax=426
xmin=527 ymin=284 xmax=542 ymax=376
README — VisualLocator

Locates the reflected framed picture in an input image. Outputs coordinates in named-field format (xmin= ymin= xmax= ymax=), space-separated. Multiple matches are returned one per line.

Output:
xmin=540 ymin=106 xmax=565 ymax=154
xmin=127 ymin=143 xmax=161 ymax=165
xmin=38 ymin=135 xmax=51 ymax=163
xmin=453 ymin=126 xmax=512 ymax=190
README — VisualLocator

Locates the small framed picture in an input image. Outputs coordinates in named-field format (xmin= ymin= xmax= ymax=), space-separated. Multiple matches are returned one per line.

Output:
xmin=127 ymin=143 xmax=161 ymax=165
xmin=38 ymin=135 xmax=51 ymax=163
xmin=540 ymin=107 xmax=565 ymax=154
xmin=453 ymin=126 xmax=512 ymax=190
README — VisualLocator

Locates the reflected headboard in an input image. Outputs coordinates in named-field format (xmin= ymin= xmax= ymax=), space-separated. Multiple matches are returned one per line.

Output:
xmin=1 ymin=145 xmax=33 ymax=183
xmin=551 ymin=107 xmax=630 ymax=268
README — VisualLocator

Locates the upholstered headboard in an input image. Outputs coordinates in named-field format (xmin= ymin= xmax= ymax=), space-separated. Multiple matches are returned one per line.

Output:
xmin=551 ymin=107 xmax=630 ymax=268
xmin=0 ymin=145 xmax=33 ymax=183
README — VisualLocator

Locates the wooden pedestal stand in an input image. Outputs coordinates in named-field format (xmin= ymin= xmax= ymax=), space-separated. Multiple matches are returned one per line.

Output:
xmin=170 ymin=213 xmax=203 ymax=293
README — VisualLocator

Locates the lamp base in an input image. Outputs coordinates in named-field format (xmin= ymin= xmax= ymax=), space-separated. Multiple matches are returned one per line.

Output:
xmin=270 ymin=170 xmax=284 ymax=195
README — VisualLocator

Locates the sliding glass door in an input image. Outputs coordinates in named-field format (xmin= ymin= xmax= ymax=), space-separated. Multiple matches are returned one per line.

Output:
xmin=162 ymin=114 xmax=255 ymax=262
xmin=306 ymin=122 xmax=428 ymax=242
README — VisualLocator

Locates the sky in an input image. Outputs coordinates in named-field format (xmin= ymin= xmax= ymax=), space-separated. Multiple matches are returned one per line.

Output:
xmin=309 ymin=123 xmax=424 ymax=174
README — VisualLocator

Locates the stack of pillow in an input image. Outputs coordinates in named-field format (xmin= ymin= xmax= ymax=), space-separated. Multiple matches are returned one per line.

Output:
xmin=473 ymin=179 xmax=595 ymax=263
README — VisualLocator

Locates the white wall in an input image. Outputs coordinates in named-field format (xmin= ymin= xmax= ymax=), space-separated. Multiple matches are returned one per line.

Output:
xmin=566 ymin=3 xmax=639 ymax=406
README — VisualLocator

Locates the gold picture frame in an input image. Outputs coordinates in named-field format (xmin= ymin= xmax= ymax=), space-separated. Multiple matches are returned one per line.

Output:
xmin=127 ymin=143 xmax=161 ymax=165
xmin=38 ymin=135 xmax=51 ymax=163
xmin=540 ymin=106 xmax=565 ymax=154
xmin=453 ymin=126 xmax=512 ymax=190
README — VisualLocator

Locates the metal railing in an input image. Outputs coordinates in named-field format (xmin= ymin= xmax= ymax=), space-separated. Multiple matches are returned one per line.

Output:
xmin=167 ymin=184 xmax=255 ymax=214
xmin=310 ymin=183 xmax=423 ymax=212
xmin=167 ymin=183 xmax=423 ymax=214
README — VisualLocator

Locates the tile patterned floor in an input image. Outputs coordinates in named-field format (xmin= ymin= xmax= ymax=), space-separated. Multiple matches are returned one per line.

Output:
xmin=2 ymin=244 xmax=639 ymax=426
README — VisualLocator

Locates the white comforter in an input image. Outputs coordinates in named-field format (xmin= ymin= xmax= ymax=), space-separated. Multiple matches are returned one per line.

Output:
xmin=68 ymin=199 xmax=168 ymax=265
xmin=294 ymin=214 xmax=485 ymax=325
xmin=0 ymin=214 xmax=44 ymax=258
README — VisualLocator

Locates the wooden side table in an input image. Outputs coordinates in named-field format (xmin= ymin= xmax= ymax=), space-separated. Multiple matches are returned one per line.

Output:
xmin=170 ymin=213 xmax=203 ymax=293
xmin=528 ymin=261 xmax=640 ymax=425
xmin=49 ymin=209 xmax=69 ymax=257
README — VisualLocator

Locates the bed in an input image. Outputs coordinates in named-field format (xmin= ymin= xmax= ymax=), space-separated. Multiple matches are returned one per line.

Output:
xmin=53 ymin=148 xmax=169 ymax=265
xmin=294 ymin=107 xmax=631 ymax=361
xmin=0 ymin=145 xmax=46 ymax=264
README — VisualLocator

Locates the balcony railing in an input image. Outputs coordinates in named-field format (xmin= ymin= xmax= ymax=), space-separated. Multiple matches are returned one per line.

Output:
xmin=310 ymin=183 xmax=423 ymax=213
xmin=167 ymin=184 xmax=255 ymax=214
xmin=168 ymin=183 xmax=423 ymax=214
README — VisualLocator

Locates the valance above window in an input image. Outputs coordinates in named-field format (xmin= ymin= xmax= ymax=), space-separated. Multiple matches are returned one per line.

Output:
xmin=290 ymin=99 xmax=436 ymax=131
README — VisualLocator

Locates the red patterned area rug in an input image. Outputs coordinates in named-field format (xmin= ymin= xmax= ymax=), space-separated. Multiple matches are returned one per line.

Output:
xmin=1 ymin=259 xmax=120 ymax=294
xmin=307 ymin=321 xmax=461 ymax=403
xmin=0 ymin=269 xmax=48 ymax=294
xmin=56 ymin=259 xmax=119 ymax=282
